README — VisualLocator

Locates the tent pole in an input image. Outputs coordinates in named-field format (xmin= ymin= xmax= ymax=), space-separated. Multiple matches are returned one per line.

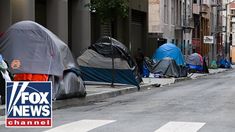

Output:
xmin=110 ymin=37 xmax=115 ymax=87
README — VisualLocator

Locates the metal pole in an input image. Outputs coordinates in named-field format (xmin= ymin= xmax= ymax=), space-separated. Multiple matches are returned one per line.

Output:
xmin=199 ymin=0 xmax=202 ymax=55
xmin=110 ymin=37 xmax=115 ymax=87
xmin=184 ymin=0 xmax=187 ymax=55
xmin=225 ymin=4 xmax=228 ymax=58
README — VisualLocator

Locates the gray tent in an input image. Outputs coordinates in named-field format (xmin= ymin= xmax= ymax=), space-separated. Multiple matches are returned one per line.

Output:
xmin=0 ymin=21 xmax=86 ymax=99
xmin=144 ymin=57 xmax=181 ymax=78
xmin=0 ymin=21 xmax=74 ymax=76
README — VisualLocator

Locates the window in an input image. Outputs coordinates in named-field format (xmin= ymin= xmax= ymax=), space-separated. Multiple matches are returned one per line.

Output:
xmin=231 ymin=10 xmax=235 ymax=15
xmin=193 ymin=0 xmax=197 ymax=4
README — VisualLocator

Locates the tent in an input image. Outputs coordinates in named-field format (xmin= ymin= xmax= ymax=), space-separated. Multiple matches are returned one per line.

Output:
xmin=0 ymin=21 xmax=86 ymax=99
xmin=218 ymin=58 xmax=231 ymax=68
xmin=144 ymin=57 xmax=181 ymax=78
xmin=186 ymin=53 xmax=203 ymax=71
xmin=210 ymin=60 xmax=218 ymax=69
xmin=77 ymin=36 xmax=140 ymax=87
xmin=153 ymin=43 xmax=185 ymax=65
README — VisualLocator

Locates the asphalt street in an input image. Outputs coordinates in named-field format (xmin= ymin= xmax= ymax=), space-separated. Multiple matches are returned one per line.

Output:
xmin=0 ymin=69 xmax=235 ymax=132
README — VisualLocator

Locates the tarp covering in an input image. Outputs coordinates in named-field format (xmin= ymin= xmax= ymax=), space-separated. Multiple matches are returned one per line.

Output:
xmin=186 ymin=53 xmax=203 ymax=66
xmin=0 ymin=21 xmax=75 ymax=76
xmin=78 ymin=49 xmax=139 ymax=86
xmin=153 ymin=43 xmax=185 ymax=65
xmin=50 ymin=70 xmax=86 ymax=100
xmin=186 ymin=53 xmax=203 ymax=71
xmin=0 ymin=21 xmax=86 ymax=99
xmin=144 ymin=57 xmax=182 ymax=78
xmin=218 ymin=58 xmax=231 ymax=68
xmin=89 ymin=36 xmax=135 ymax=68
xmin=210 ymin=60 xmax=218 ymax=69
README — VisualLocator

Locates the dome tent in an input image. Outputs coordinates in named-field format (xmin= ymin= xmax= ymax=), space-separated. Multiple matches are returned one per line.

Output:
xmin=78 ymin=36 xmax=141 ymax=87
xmin=153 ymin=43 xmax=185 ymax=65
xmin=186 ymin=53 xmax=203 ymax=72
xmin=150 ymin=57 xmax=180 ymax=78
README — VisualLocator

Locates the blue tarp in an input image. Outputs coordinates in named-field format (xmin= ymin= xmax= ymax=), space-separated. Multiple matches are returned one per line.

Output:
xmin=186 ymin=53 xmax=203 ymax=71
xmin=186 ymin=64 xmax=203 ymax=71
xmin=218 ymin=58 xmax=231 ymax=68
xmin=80 ymin=66 xmax=139 ymax=86
xmin=153 ymin=43 xmax=185 ymax=65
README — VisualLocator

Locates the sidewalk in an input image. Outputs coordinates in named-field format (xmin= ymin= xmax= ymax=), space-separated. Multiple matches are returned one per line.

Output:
xmin=0 ymin=67 xmax=232 ymax=116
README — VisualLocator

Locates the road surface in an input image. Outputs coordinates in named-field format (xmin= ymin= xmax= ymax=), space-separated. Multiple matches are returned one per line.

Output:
xmin=0 ymin=69 xmax=235 ymax=132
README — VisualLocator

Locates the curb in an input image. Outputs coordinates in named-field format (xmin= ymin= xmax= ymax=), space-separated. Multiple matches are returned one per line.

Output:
xmin=175 ymin=68 xmax=232 ymax=83
xmin=53 ymin=83 xmax=152 ymax=110
xmin=175 ymin=77 xmax=191 ymax=82
xmin=0 ymin=84 xmax=153 ymax=116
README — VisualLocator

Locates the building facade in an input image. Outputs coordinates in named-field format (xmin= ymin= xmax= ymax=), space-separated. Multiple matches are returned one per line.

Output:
xmin=229 ymin=1 xmax=235 ymax=63
xmin=91 ymin=0 xmax=148 ymax=55
xmin=148 ymin=0 xmax=193 ymax=56
xmin=0 ymin=0 xmax=91 ymax=58
xmin=0 ymin=0 xmax=148 ymax=57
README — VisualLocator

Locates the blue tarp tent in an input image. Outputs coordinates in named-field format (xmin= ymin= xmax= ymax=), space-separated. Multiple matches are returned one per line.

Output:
xmin=218 ymin=58 xmax=231 ymax=68
xmin=186 ymin=53 xmax=203 ymax=71
xmin=153 ymin=43 xmax=185 ymax=65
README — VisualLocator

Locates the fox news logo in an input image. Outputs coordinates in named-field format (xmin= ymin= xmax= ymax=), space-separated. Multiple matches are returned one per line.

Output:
xmin=6 ymin=82 xmax=52 ymax=127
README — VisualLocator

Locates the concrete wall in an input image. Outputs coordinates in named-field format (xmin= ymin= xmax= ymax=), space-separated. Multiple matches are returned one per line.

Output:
xmin=11 ymin=0 xmax=35 ymax=23
xmin=130 ymin=0 xmax=148 ymax=12
xmin=0 ymin=0 xmax=12 ymax=32
xmin=148 ymin=0 xmax=161 ymax=33
xmin=161 ymin=0 xmax=175 ymax=42
xmin=129 ymin=0 xmax=148 ymax=55
xmin=70 ymin=0 xmax=91 ymax=57
xmin=47 ymin=0 xmax=68 ymax=43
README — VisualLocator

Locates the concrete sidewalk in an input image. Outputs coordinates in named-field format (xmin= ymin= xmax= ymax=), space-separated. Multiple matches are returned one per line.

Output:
xmin=0 ymin=67 xmax=232 ymax=116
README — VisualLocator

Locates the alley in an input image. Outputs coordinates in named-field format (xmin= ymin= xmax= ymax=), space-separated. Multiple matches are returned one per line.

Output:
xmin=0 ymin=69 xmax=235 ymax=132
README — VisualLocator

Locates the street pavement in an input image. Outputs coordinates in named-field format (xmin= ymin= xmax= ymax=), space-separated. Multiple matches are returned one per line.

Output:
xmin=0 ymin=68 xmax=235 ymax=131
xmin=0 ymin=68 xmax=229 ymax=114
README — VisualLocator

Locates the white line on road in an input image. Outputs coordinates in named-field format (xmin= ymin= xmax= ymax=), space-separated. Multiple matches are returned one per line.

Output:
xmin=44 ymin=119 xmax=116 ymax=132
xmin=154 ymin=121 xmax=205 ymax=132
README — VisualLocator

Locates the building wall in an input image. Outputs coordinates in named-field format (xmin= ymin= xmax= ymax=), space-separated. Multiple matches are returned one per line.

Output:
xmin=182 ymin=0 xmax=193 ymax=55
xmin=148 ymin=0 xmax=161 ymax=33
xmin=12 ymin=0 xmax=35 ymax=23
xmin=0 ymin=0 xmax=12 ymax=32
xmin=148 ymin=0 xmax=175 ymax=41
xmin=69 ymin=0 xmax=91 ymax=57
xmin=90 ymin=0 xmax=148 ymax=56
xmin=130 ymin=0 xmax=148 ymax=12
xmin=129 ymin=0 xmax=148 ymax=55
xmin=0 ymin=0 xmax=91 ymax=58
xmin=147 ymin=0 xmax=185 ymax=56
xmin=0 ymin=0 xmax=148 ymax=58
xmin=47 ymin=0 xmax=68 ymax=43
